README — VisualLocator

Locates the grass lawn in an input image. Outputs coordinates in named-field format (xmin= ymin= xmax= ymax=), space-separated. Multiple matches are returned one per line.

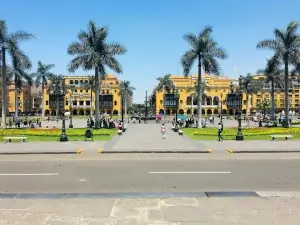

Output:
xmin=0 ymin=128 xmax=117 ymax=142
xmin=25 ymin=135 xmax=113 ymax=142
xmin=181 ymin=127 xmax=300 ymax=140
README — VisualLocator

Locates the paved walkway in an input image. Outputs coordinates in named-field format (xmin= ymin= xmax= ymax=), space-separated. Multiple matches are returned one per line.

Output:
xmin=105 ymin=123 xmax=203 ymax=151
xmin=1 ymin=196 xmax=300 ymax=224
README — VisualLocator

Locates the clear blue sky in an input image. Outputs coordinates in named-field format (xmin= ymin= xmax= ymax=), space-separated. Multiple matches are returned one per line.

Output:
xmin=2 ymin=0 xmax=300 ymax=102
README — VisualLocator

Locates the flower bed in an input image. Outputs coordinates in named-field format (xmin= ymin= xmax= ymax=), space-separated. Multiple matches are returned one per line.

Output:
xmin=184 ymin=127 xmax=300 ymax=136
xmin=0 ymin=128 xmax=115 ymax=137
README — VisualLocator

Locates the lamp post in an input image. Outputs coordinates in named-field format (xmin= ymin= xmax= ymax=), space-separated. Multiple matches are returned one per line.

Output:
xmin=60 ymin=92 xmax=68 ymax=142
xmin=236 ymin=76 xmax=244 ymax=141
xmin=60 ymin=108 xmax=68 ymax=142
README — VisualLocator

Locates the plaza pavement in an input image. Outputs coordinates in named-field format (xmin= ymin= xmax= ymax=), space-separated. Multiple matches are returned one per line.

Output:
xmin=1 ymin=120 xmax=300 ymax=154
xmin=1 ymin=196 xmax=300 ymax=224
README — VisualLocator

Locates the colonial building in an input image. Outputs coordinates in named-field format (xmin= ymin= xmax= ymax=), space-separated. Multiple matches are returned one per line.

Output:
xmin=43 ymin=74 xmax=122 ymax=116
xmin=151 ymin=74 xmax=300 ymax=116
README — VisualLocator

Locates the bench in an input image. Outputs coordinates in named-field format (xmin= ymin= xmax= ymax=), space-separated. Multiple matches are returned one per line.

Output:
xmin=270 ymin=135 xmax=293 ymax=140
xmin=3 ymin=136 xmax=28 ymax=143
xmin=178 ymin=130 xmax=183 ymax=135
xmin=117 ymin=130 xmax=123 ymax=135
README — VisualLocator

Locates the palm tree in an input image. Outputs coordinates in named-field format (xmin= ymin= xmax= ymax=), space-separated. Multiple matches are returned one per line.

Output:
xmin=67 ymin=21 xmax=127 ymax=129
xmin=47 ymin=75 xmax=66 ymax=119
xmin=257 ymin=21 xmax=300 ymax=127
xmin=31 ymin=61 xmax=55 ymax=117
xmin=9 ymin=42 xmax=32 ymax=120
xmin=119 ymin=80 xmax=135 ymax=119
xmin=83 ymin=76 xmax=96 ymax=116
xmin=257 ymin=59 xmax=284 ymax=120
xmin=181 ymin=26 xmax=228 ymax=128
xmin=0 ymin=20 xmax=34 ymax=128
xmin=156 ymin=74 xmax=175 ymax=117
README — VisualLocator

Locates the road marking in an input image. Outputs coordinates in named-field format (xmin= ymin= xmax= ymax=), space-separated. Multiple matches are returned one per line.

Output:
xmin=98 ymin=148 xmax=103 ymax=154
xmin=148 ymin=171 xmax=231 ymax=174
xmin=0 ymin=173 xmax=58 ymax=176
xmin=226 ymin=148 xmax=233 ymax=153
xmin=76 ymin=149 xmax=83 ymax=154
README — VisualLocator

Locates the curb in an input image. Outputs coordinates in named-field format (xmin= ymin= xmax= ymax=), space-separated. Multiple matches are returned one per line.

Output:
xmin=0 ymin=152 xmax=78 ymax=155
xmin=99 ymin=150 xmax=211 ymax=154
xmin=230 ymin=150 xmax=300 ymax=153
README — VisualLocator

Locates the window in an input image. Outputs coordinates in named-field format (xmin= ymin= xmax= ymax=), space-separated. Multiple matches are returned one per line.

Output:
xmin=17 ymin=97 xmax=21 ymax=100
xmin=115 ymin=90 xmax=117 ymax=93
xmin=84 ymin=80 xmax=88 ymax=84
xmin=75 ymin=90 xmax=78 ymax=93
xmin=70 ymin=80 xmax=74 ymax=84
xmin=46 ymin=101 xmax=49 ymax=105
xmin=160 ymin=100 xmax=163 ymax=104
xmin=86 ymin=90 xmax=89 ymax=93
xmin=80 ymin=90 xmax=83 ymax=93
xmin=86 ymin=101 xmax=90 ymax=105
xmin=75 ymin=80 xmax=79 ymax=85
xmin=73 ymin=101 xmax=77 ymax=105
xmin=180 ymin=100 xmax=183 ymax=104
xmin=80 ymin=80 xmax=83 ymax=84
xmin=66 ymin=101 xmax=69 ymax=105
xmin=114 ymin=101 xmax=117 ymax=105
xmin=107 ymin=90 xmax=109 ymax=94
xmin=79 ymin=101 xmax=84 ymax=105
xmin=102 ymin=90 xmax=105 ymax=94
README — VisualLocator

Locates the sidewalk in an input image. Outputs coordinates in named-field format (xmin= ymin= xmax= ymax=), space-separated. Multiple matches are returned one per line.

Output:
xmin=1 ymin=196 xmax=300 ymax=224
xmin=0 ymin=141 xmax=107 ymax=154
xmin=198 ymin=140 xmax=300 ymax=153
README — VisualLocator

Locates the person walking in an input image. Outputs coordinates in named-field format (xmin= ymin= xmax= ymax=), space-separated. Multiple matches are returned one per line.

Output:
xmin=218 ymin=122 xmax=223 ymax=141
xmin=161 ymin=123 xmax=166 ymax=139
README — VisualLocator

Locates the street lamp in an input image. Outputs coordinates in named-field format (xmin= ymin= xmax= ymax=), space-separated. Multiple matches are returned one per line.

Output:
xmin=236 ymin=76 xmax=244 ymax=141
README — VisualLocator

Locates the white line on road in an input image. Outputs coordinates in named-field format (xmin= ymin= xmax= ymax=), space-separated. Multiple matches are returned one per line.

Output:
xmin=148 ymin=171 xmax=231 ymax=174
xmin=0 ymin=173 xmax=58 ymax=176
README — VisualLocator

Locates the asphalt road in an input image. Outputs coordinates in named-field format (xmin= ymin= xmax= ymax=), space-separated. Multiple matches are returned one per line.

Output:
xmin=0 ymin=156 xmax=300 ymax=193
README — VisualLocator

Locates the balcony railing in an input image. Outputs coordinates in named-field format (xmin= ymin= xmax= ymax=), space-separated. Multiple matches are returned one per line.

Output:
xmin=185 ymin=105 xmax=219 ymax=109
xmin=71 ymin=105 xmax=91 ymax=109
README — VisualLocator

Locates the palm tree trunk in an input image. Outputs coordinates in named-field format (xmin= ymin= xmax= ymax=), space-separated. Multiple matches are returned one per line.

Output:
xmin=56 ymin=96 xmax=59 ymax=119
xmin=90 ymin=89 xmax=93 ymax=117
xmin=271 ymin=79 xmax=275 ymax=121
xmin=163 ymin=89 xmax=166 ymax=121
xmin=41 ymin=84 xmax=45 ymax=117
xmin=245 ymin=93 xmax=249 ymax=118
xmin=14 ymin=86 xmax=18 ymax=121
xmin=94 ymin=68 xmax=100 ymax=129
xmin=1 ymin=47 xmax=7 ymax=128
xmin=196 ymin=56 xmax=202 ymax=128
xmin=124 ymin=93 xmax=127 ymax=121
xmin=284 ymin=58 xmax=289 ymax=128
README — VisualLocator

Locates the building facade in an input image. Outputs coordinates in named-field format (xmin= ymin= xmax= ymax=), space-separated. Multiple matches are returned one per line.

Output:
xmin=151 ymin=74 xmax=300 ymax=116
xmin=1 ymin=74 xmax=122 ymax=117
xmin=43 ymin=74 xmax=122 ymax=116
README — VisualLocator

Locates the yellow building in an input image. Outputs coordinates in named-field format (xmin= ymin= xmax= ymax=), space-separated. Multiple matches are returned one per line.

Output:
xmin=6 ymin=83 xmax=32 ymax=115
xmin=43 ymin=74 xmax=122 ymax=116
xmin=152 ymin=74 xmax=300 ymax=116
